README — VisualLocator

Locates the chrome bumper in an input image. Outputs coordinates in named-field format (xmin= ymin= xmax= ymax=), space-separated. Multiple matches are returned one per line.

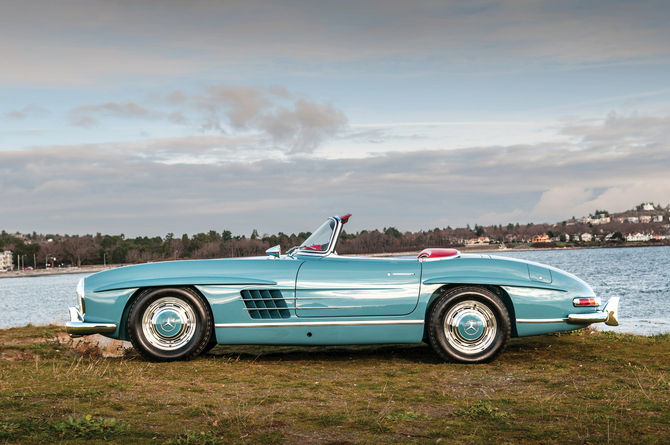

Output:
xmin=65 ymin=307 xmax=117 ymax=338
xmin=568 ymin=297 xmax=619 ymax=326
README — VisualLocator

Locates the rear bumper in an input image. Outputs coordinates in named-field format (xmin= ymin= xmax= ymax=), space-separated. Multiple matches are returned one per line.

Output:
xmin=568 ymin=297 xmax=619 ymax=326
xmin=65 ymin=307 xmax=117 ymax=338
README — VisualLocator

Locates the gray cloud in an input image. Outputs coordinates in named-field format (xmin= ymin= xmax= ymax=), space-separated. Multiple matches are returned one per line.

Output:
xmin=1 ymin=112 xmax=668 ymax=236
xmin=5 ymin=104 xmax=50 ymax=119
xmin=2 ymin=1 xmax=669 ymax=86
xmin=256 ymin=100 xmax=348 ymax=153
xmin=194 ymin=83 xmax=348 ymax=153
xmin=69 ymin=101 xmax=162 ymax=126
xmin=201 ymin=84 xmax=270 ymax=129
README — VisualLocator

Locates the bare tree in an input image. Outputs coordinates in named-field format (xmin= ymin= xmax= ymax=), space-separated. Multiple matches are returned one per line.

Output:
xmin=38 ymin=242 xmax=64 ymax=268
xmin=169 ymin=238 xmax=183 ymax=260
xmin=64 ymin=235 xmax=94 ymax=267
xmin=125 ymin=250 xmax=140 ymax=263
xmin=194 ymin=242 xmax=222 ymax=259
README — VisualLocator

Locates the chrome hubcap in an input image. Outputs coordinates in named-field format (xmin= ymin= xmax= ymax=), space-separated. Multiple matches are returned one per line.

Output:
xmin=444 ymin=300 xmax=497 ymax=354
xmin=142 ymin=297 xmax=196 ymax=350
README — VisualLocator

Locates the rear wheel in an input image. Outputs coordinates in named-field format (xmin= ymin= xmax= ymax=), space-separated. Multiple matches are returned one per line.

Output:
xmin=127 ymin=287 xmax=213 ymax=362
xmin=428 ymin=286 xmax=510 ymax=364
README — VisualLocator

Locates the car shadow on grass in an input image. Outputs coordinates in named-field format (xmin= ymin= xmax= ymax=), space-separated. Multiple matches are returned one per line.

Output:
xmin=204 ymin=343 xmax=447 ymax=365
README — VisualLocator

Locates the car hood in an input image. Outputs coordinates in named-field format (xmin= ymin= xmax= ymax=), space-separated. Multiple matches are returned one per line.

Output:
xmin=83 ymin=256 xmax=295 ymax=293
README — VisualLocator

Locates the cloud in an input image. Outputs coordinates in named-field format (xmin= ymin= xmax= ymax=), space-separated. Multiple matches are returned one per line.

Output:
xmin=200 ymin=84 xmax=270 ymax=129
xmin=1 ymin=111 xmax=669 ymax=235
xmin=256 ymin=100 xmax=348 ymax=153
xmin=2 ymin=1 xmax=670 ymax=86
xmin=193 ymin=83 xmax=349 ymax=153
xmin=166 ymin=91 xmax=188 ymax=104
xmin=69 ymin=101 xmax=162 ymax=126
xmin=5 ymin=104 xmax=50 ymax=119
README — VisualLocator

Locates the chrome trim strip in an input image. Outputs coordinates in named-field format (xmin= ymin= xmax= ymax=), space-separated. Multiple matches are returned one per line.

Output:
xmin=243 ymin=306 xmax=363 ymax=311
xmin=517 ymin=318 xmax=569 ymax=324
xmin=391 ymin=273 xmax=415 ymax=276
xmin=215 ymin=320 xmax=424 ymax=328
xmin=241 ymin=297 xmax=296 ymax=301
xmin=239 ymin=297 xmax=361 ymax=301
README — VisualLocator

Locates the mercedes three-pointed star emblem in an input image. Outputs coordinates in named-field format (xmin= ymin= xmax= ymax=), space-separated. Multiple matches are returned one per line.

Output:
xmin=464 ymin=320 xmax=479 ymax=333
xmin=161 ymin=316 xmax=177 ymax=332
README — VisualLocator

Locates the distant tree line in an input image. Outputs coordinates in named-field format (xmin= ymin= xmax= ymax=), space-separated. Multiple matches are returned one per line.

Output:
xmin=1 ymin=204 xmax=669 ymax=267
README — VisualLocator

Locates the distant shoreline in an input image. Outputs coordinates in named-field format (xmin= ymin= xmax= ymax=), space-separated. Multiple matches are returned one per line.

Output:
xmin=0 ymin=265 xmax=118 ymax=280
xmin=2 ymin=242 xmax=668 ymax=279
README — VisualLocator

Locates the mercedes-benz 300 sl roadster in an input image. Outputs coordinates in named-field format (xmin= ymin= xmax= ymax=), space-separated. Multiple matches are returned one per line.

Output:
xmin=66 ymin=214 xmax=619 ymax=364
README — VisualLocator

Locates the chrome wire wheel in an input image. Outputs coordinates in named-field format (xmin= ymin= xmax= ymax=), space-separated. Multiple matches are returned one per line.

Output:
xmin=443 ymin=300 xmax=497 ymax=355
xmin=141 ymin=297 xmax=197 ymax=351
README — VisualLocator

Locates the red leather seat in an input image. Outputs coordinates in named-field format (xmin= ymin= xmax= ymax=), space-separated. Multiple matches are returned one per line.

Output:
xmin=417 ymin=248 xmax=460 ymax=259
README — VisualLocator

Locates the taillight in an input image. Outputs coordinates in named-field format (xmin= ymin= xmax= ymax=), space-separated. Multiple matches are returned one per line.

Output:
xmin=573 ymin=297 xmax=601 ymax=307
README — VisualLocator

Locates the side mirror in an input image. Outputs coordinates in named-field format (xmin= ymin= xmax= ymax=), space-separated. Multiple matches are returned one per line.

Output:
xmin=266 ymin=245 xmax=281 ymax=258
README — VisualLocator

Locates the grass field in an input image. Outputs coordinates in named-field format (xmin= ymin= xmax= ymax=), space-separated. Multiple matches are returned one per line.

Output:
xmin=1 ymin=325 xmax=668 ymax=444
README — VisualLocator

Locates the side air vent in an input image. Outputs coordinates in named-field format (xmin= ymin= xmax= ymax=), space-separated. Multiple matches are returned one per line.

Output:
xmin=241 ymin=289 xmax=292 ymax=319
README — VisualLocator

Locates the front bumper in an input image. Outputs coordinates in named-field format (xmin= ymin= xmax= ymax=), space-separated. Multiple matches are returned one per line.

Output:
xmin=65 ymin=307 xmax=117 ymax=338
xmin=568 ymin=297 xmax=619 ymax=326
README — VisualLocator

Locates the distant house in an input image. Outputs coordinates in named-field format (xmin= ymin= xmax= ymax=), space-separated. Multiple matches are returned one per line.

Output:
xmin=627 ymin=216 xmax=639 ymax=223
xmin=467 ymin=236 xmax=490 ymax=244
xmin=614 ymin=217 xmax=627 ymax=223
xmin=643 ymin=204 xmax=655 ymax=211
xmin=578 ymin=217 xmax=592 ymax=224
xmin=564 ymin=234 xmax=570 ymax=241
xmin=640 ymin=216 xmax=652 ymax=223
xmin=580 ymin=233 xmax=593 ymax=242
xmin=652 ymin=234 xmax=668 ymax=241
xmin=532 ymin=234 xmax=551 ymax=243
xmin=653 ymin=215 xmax=664 ymax=222
xmin=591 ymin=217 xmax=610 ymax=225
xmin=627 ymin=233 xmax=650 ymax=242
xmin=0 ymin=251 xmax=13 ymax=270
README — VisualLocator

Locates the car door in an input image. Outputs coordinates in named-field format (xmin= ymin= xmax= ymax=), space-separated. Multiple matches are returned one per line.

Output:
xmin=295 ymin=255 xmax=421 ymax=317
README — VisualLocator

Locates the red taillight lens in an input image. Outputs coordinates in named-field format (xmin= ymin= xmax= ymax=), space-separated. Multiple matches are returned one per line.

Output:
xmin=573 ymin=297 xmax=601 ymax=307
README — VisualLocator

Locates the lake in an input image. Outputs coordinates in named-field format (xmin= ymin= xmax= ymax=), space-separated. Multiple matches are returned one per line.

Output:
xmin=1 ymin=246 xmax=668 ymax=335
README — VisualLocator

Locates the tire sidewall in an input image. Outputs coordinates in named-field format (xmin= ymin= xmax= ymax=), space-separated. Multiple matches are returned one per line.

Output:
xmin=429 ymin=287 xmax=510 ymax=364
xmin=127 ymin=287 xmax=213 ymax=362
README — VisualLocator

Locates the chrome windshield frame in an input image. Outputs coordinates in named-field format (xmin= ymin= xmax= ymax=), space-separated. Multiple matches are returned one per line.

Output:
xmin=289 ymin=216 xmax=344 ymax=258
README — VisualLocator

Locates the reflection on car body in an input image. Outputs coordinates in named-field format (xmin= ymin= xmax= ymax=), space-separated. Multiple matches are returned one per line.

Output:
xmin=66 ymin=214 xmax=619 ymax=363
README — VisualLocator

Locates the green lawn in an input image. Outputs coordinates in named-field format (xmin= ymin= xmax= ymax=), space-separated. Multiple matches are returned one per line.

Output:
xmin=1 ymin=325 xmax=668 ymax=444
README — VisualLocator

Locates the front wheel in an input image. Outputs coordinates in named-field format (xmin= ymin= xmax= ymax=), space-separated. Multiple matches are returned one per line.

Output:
xmin=127 ymin=287 xmax=213 ymax=362
xmin=428 ymin=286 xmax=510 ymax=364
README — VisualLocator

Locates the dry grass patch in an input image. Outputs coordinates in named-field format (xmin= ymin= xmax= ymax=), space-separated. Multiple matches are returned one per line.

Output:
xmin=0 ymin=327 xmax=668 ymax=444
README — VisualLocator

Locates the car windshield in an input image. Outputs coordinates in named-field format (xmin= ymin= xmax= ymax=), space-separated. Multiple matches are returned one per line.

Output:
xmin=298 ymin=219 xmax=336 ymax=252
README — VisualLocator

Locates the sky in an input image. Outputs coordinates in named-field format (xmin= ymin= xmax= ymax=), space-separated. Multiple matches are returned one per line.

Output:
xmin=1 ymin=0 xmax=670 ymax=238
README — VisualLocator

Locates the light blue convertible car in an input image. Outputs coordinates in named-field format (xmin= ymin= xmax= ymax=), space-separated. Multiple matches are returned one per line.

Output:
xmin=66 ymin=214 xmax=619 ymax=364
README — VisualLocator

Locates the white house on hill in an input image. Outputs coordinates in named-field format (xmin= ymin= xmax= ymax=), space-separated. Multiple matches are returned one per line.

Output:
xmin=627 ymin=233 xmax=650 ymax=242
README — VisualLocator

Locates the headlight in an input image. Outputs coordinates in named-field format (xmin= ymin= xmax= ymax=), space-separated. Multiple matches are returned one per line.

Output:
xmin=76 ymin=278 xmax=86 ymax=314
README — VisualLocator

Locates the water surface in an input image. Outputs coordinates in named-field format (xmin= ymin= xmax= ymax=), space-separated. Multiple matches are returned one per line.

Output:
xmin=496 ymin=246 xmax=670 ymax=335
xmin=1 ymin=246 xmax=668 ymax=335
